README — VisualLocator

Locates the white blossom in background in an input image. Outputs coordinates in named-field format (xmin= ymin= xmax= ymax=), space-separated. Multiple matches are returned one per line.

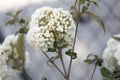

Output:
xmin=26 ymin=7 xmax=76 ymax=51
xmin=0 ymin=34 xmax=29 ymax=80
xmin=103 ymin=34 xmax=120 ymax=70
xmin=0 ymin=45 xmax=16 ymax=80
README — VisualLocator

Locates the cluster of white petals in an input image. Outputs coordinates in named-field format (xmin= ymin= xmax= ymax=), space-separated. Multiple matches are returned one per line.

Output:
xmin=0 ymin=34 xmax=26 ymax=80
xmin=0 ymin=45 xmax=16 ymax=80
xmin=26 ymin=7 xmax=76 ymax=51
xmin=103 ymin=34 xmax=120 ymax=70
xmin=1 ymin=35 xmax=20 ymax=60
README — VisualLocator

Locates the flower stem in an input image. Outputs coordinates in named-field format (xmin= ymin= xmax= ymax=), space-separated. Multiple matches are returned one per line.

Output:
xmin=42 ymin=51 xmax=65 ymax=78
xmin=91 ymin=64 xmax=97 ymax=80
xmin=68 ymin=1 xmax=81 ymax=77
xmin=21 ymin=68 xmax=33 ymax=80
xmin=58 ymin=49 xmax=67 ymax=76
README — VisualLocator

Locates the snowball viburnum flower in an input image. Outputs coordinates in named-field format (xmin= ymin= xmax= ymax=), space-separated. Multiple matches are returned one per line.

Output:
xmin=0 ymin=45 xmax=16 ymax=80
xmin=0 ymin=34 xmax=27 ymax=79
xmin=26 ymin=7 xmax=76 ymax=51
xmin=103 ymin=34 xmax=120 ymax=70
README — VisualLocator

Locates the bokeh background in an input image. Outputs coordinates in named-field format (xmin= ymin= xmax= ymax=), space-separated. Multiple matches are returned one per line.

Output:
xmin=0 ymin=0 xmax=120 ymax=80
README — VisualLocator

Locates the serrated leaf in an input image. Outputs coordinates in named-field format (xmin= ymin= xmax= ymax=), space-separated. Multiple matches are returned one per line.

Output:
xmin=6 ymin=12 xmax=14 ymax=16
xmin=6 ymin=19 xmax=15 ymax=25
xmin=85 ymin=11 xmax=105 ymax=33
xmin=101 ymin=67 xmax=112 ymax=78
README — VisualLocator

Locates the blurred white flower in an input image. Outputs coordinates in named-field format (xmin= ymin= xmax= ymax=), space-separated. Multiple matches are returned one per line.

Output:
xmin=103 ymin=34 xmax=120 ymax=70
xmin=0 ymin=45 xmax=16 ymax=80
xmin=0 ymin=34 xmax=29 ymax=80
xmin=26 ymin=7 xmax=75 ymax=51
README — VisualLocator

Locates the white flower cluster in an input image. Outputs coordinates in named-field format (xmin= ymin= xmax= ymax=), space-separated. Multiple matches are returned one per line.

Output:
xmin=0 ymin=34 xmax=26 ymax=80
xmin=0 ymin=45 xmax=16 ymax=80
xmin=26 ymin=7 xmax=76 ymax=51
xmin=103 ymin=34 xmax=120 ymax=70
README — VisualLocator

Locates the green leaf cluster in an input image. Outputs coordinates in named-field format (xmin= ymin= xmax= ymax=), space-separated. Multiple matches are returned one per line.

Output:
xmin=70 ymin=0 xmax=105 ymax=33
xmin=65 ymin=49 xmax=77 ymax=59
xmin=6 ymin=10 xmax=29 ymax=34
xmin=84 ymin=54 xmax=103 ymax=66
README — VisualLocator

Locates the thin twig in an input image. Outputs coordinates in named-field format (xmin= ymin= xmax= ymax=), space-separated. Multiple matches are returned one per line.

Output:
xmin=68 ymin=2 xmax=81 ymax=77
xmin=91 ymin=64 xmax=97 ymax=80
xmin=58 ymin=49 xmax=67 ymax=76
xmin=22 ymin=68 xmax=33 ymax=80
xmin=42 ymin=51 xmax=65 ymax=77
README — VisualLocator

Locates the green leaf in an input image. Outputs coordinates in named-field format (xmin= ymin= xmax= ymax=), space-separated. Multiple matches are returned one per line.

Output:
xmin=71 ymin=52 xmax=77 ymax=59
xmin=70 ymin=11 xmax=75 ymax=15
xmin=65 ymin=49 xmax=77 ymax=59
xmin=19 ymin=18 xmax=25 ymax=24
xmin=87 ymin=54 xmax=98 ymax=59
xmin=82 ymin=6 xmax=88 ymax=13
xmin=97 ymin=59 xmax=103 ymax=66
xmin=6 ymin=12 xmax=14 ymax=16
xmin=70 ymin=5 xmax=76 ymax=10
xmin=91 ymin=1 xmax=99 ymax=8
xmin=14 ymin=9 xmax=22 ymax=20
xmin=85 ymin=11 xmax=105 ymax=33
xmin=16 ymin=27 xmax=28 ymax=34
xmin=84 ymin=59 xmax=95 ymax=64
xmin=6 ymin=19 xmax=15 ymax=25
xmin=79 ymin=0 xmax=86 ymax=5
xmin=101 ymin=67 xmax=113 ymax=78
xmin=112 ymin=36 xmax=120 ymax=42
xmin=10 ymin=34 xmax=25 ymax=70
xmin=53 ymin=41 xmax=59 ymax=48
xmin=60 ymin=44 xmax=69 ymax=49
xmin=47 ymin=48 xmax=56 ymax=52
xmin=24 ymin=17 xmax=30 ymax=26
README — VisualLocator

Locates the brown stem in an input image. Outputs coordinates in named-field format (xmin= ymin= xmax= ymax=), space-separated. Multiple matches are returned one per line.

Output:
xmin=60 ymin=57 xmax=67 ymax=76
xmin=42 ymin=51 xmax=65 ymax=77
xmin=21 ymin=68 xmax=33 ymax=80
xmin=91 ymin=64 xmax=97 ymax=80
xmin=58 ymin=49 xmax=67 ymax=76
xmin=68 ymin=4 xmax=81 ymax=78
